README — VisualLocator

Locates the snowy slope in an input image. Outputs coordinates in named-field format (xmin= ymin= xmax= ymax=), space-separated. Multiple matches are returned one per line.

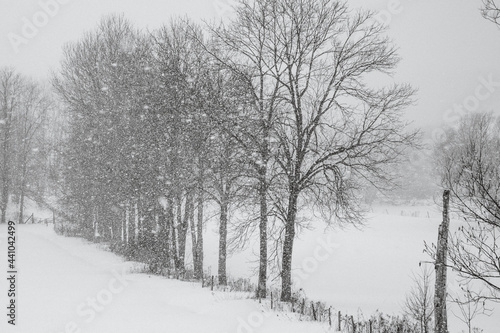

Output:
xmin=0 ymin=224 xmax=331 ymax=333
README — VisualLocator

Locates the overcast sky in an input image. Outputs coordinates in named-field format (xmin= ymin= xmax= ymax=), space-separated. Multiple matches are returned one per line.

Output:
xmin=1 ymin=0 xmax=500 ymax=134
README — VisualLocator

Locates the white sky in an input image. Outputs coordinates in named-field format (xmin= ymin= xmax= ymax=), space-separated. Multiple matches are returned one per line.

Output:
xmin=1 ymin=0 xmax=500 ymax=132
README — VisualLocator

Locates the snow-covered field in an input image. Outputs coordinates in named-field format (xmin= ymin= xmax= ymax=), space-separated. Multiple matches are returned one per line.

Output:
xmin=0 ymin=203 xmax=497 ymax=333
xmin=204 ymin=204 xmax=498 ymax=333
xmin=0 ymin=224 xmax=330 ymax=333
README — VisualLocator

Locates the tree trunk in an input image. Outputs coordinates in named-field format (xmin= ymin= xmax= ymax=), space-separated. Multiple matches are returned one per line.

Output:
xmin=257 ymin=168 xmax=268 ymax=299
xmin=0 ymin=107 xmax=11 ymax=225
xmin=18 ymin=152 xmax=28 ymax=225
xmin=177 ymin=191 xmax=193 ymax=275
xmin=190 ymin=194 xmax=198 ymax=277
xmin=156 ymin=206 xmax=167 ymax=268
xmin=155 ymin=204 xmax=160 ymax=235
xmin=125 ymin=203 xmax=130 ymax=244
xmin=194 ymin=183 xmax=204 ymax=279
xmin=164 ymin=195 xmax=173 ymax=269
xmin=134 ymin=201 xmax=139 ymax=243
xmin=281 ymin=190 xmax=299 ymax=302
xmin=167 ymin=194 xmax=177 ymax=270
xmin=218 ymin=191 xmax=229 ymax=285
xmin=93 ymin=206 xmax=99 ymax=240
xmin=121 ymin=210 xmax=125 ymax=242
xmin=423 ymin=310 xmax=427 ymax=333
xmin=175 ymin=194 xmax=183 ymax=271
xmin=18 ymin=187 xmax=25 ymax=224
xmin=434 ymin=189 xmax=450 ymax=333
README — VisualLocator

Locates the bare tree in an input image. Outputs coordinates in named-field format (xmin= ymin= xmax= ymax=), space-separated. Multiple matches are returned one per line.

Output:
xmin=404 ymin=267 xmax=434 ymax=333
xmin=0 ymin=69 xmax=50 ymax=224
xmin=0 ymin=68 xmax=24 ymax=224
xmin=206 ymin=0 xmax=286 ymax=298
xmin=208 ymin=0 xmax=418 ymax=302
xmin=14 ymin=80 xmax=51 ymax=224
xmin=215 ymin=0 xmax=418 ymax=302
xmin=433 ymin=112 xmax=500 ymax=303
xmin=54 ymin=14 xmax=148 ymax=239
xmin=201 ymin=68 xmax=251 ymax=285
xmin=481 ymin=0 xmax=500 ymax=26
xmin=450 ymin=285 xmax=491 ymax=333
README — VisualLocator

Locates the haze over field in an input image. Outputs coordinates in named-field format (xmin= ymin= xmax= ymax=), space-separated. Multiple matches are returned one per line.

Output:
xmin=1 ymin=1 xmax=500 ymax=333
xmin=1 ymin=0 xmax=500 ymax=130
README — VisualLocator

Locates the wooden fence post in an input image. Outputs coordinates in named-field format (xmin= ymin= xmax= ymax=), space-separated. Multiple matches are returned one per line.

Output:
xmin=311 ymin=302 xmax=317 ymax=321
xmin=434 ymin=190 xmax=450 ymax=333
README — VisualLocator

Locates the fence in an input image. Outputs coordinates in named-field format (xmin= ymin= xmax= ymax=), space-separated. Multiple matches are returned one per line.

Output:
xmin=203 ymin=275 xmax=419 ymax=333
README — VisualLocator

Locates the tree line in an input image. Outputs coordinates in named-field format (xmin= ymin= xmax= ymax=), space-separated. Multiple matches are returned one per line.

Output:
xmin=430 ymin=0 xmax=500 ymax=308
xmin=51 ymin=0 xmax=419 ymax=302
xmin=1 ymin=0 xmax=498 ymax=325
xmin=0 ymin=68 xmax=57 ymax=225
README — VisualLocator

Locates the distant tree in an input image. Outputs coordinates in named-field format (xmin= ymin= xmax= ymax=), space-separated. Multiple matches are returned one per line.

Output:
xmin=385 ymin=147 xmax=437 ymax=203
xmin=14 ymin=80 xmax=51 ymax=224
xmin=0 ymin=68 xmax=23 ymax=224
xmin=0 ymin=69 xmax=50 ymax=224
xmin=433 ymin=112 xmax=500 ymax=303
xmin=54 ymin=14 xmax=146 ymax=239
